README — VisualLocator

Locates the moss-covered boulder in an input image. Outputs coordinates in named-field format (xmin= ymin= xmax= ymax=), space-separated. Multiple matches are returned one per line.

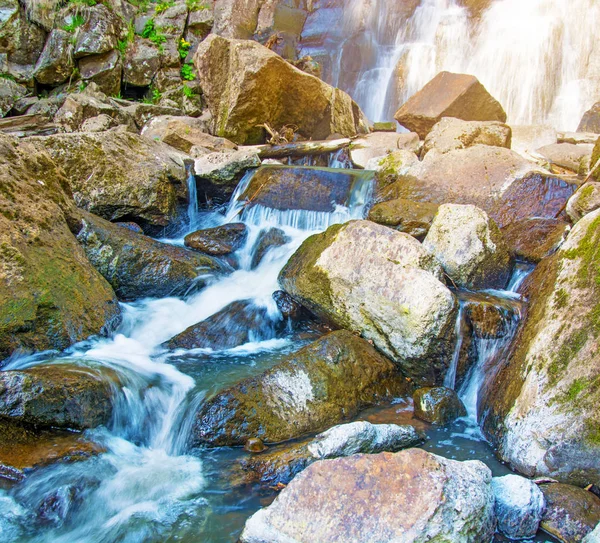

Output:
xmin=279 ymin=220 xmax=458 ymax=385
xmin=0 ymin=364 xmax=116 ymax=430
xmin=75 ymin=211 xmax=223 ymax=301
xmin=482 ymin=208 xmax=600 ymax=486
xmin=423 ymin=204 xmax=513 ymax=290
xmin=27 ymin=129 xmax=189 ymax=233
xmin=194 ymin=34 xmax=367 ymax=144
xmin=0 ymin=134 xmax=120 ymax=360
xmin=191 ymin=331 xmax=411 ymax=446
xmin=567 ymin=182 xmax=600 ymax=223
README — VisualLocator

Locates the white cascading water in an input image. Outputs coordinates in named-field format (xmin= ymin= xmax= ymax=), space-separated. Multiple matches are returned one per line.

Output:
xmin=0 ymin=166 xmax=374 ymax=542
xmin=326 ymin=0 xmax=600 ymax=130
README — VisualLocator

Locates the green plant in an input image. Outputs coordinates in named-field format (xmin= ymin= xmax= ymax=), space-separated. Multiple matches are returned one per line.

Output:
xmin=0 ymin=73 xmax=15 ymax=81
xmin=141 ymin=18 xmax=166 ymax=46
xmin=154 ymin=1 xmax=174 ymax=13
xmin=67 ymin=0 xmax=97 ymax=6
xmin=129 ymin=0 xmax=150 ymax=12
xmin=180 ymin=62 xmax=195 ymax=81
xmin=185 ymin=0 xmax=209 ymax=11
xmin=116 ymin=22 xmax=135 ymax=54
xmin=79 ymin=81 xmax=88 ymax=92
xmin=177 ymin=37 xmax=191 ymax=60
xmin=182 ymin=85 xmax=195 ymax=98
xmin=62 ymin=13 xmax=86 ymax=32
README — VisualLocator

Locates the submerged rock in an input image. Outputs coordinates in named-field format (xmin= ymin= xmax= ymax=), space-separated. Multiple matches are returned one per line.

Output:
xmin=28 ymin=130 xmax=189 ymax=233
xmin=184 ymin=223 xmax=248 ymax=256
xmin=191 ymin=331 xmax=410 ymax=446
xmin=422 ymin=117 xmax=512 ymax=157
xmin=0 ymin=134 xmax=120 ymax=360
xmin=0 ymin=364 xmax=115 ymax=430
xmin=236 ymin=421 xmax=423 ymax=488
xmin=394 ymin=71 xmax=507 ymax=138
xmin=240 ymin=449 xmax=496 ymax=543
xmin=75 ymin=211 xmax=223 ymax=301
xmin=412 ymin=387 xmax=466 ymax=425
xmin=491 ymin=474 xmax=545 ymax=540
xmin=194 ymin=34 xmax=366 ymax=144
xmin=482 ymin=208 xmax=600 ymax=486
xmin=165 ymin=300 xmax=278 ymax=351
xmin=540 ymin=483 xmax=600 ymax=543
xmin=279 ymin=220 xmax=457 ymax=386
xmin=423 ymin=204 xmax=513 ymax=290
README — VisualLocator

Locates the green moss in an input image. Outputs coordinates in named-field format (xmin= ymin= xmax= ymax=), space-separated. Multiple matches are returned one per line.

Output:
xmin=553 ymin=288 xmax=569 ymax=310
xmin=549 ymin=328 xmax=588 ymax=383
xmin=565 ymin=378 xmax=588 ymax=401
xmin=584 ymin=419 xmax=600 ymax=447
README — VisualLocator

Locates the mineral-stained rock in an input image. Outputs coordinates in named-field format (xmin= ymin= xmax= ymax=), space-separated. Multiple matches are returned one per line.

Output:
xmin=0 ymin=364 xmax=116 ymax=430
xmin=482 ymin=208 xmax=600 ymax=486
xmin=75 ymin=211 xmax=223 ymax=301
xmin=240 ymin=449 xmax=496 ymax=543
xmin=491 ymin=474 xmax=546 ymax=540
xmin=422 ymin=117 xmax=512 ymax=157
xmin=191 ymin=331 xmax=411 ymax=446
xmin=279 ymin=220 xmax=457 ymax=385
xmin=540 ymin=483 xmax=600 ymax=543
xmin=412 ymin=387 xmax=466 ymax=425
xmin=27 ymin=129 xmax=189 ymax=232
xmin=194 ymin=34 xmax=367 ymax=144
xmin=423 ymin=204 xmax=513 ymax=290
xmin=394 ymin=71 xmax=507 ymax=139
xmin=0 ymin=134 xmax=120 ymax=359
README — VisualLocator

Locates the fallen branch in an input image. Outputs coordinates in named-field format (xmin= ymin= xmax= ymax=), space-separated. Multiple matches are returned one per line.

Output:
xmin=246 ymin=138 xmax=351 ymax=159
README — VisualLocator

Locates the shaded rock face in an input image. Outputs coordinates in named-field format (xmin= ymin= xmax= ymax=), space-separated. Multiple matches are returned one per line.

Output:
xmin=33 ymin=29 xmax=73 ymax=86
xmin=123 ymin=38 xmax=160 ymax=87
xmin=191 ymin=331 xmax=410 ymax=447
xmin=73 ymin=4 xmax=121 ymax=59
xmin=482 ymin=209 xmax=600 ymax=486
xmin=394 ymin=71 xmax=507 ymax=139
xmin=568 ymin=182 xmax=600 ymax=223
xmin=240 ymin=449 xmax=496 ymax=543
xmin=0 ymin=134 xmax=120 ymax=360
xmin=279 ymin=221 xmax=458 ymax=386
xmin=272 ymin=290 xmax=306 ymax=322
xmin=236 ymin=421 xmax=423 ymax=489
xmin=78 ymin=50 xmax=122 ymax=97
xmin=422 ymin=117 xmax=512 ymax=157
xmin=241 ymin=165 xmax=374 ymax=213
xmin=194 ymin=34 xmax=366 ymax=144
xmin=0 ymin=77 xmax=27 ymax=117
xmin=491 ymin=475 xmax=545 ymax=540
xmin=0 ymin=364 xmax=115 ymax=430
xmin=75 ymin=211 xmax=223 ymax=301
xmin=501 ymin=218 xmax=569 ymax=263
xmin=540 ymin=484 xmax=600 ymax=543
xmin=368 ymin=198 xmax=439 ymax=240
xmin=412 ymin=387 xmax=466 ymax=425
xmin=184 ymin=223 xmax=248 ymax=256
xmin=165 ymin=300 xmax=278 ymax=351
xmin=578 ymin=102 xmax=600 ymax=133
xmin=423 ymin=204 xmax=513 ymax=290
xmin=27 ymin=130 xmax=189 ymax=233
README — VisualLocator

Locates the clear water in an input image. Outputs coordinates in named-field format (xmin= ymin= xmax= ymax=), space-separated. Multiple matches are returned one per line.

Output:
xmin=0 ymin=163 xmax=551 ymax=542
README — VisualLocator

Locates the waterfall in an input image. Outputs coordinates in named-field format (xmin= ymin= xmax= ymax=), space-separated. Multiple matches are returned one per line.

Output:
xmin=312 ymin=0 xmax=600 ymax=130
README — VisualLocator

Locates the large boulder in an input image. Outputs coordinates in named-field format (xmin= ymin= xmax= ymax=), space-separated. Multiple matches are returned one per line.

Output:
xmin=73 ymin=4 xmax=121 ymax=58
xmin=74 ymin=211 xmax=223 ymax=301
xmin=482 ymin=208 xmax=600 ymax=486
xmin=240 ymin=449 xmax=496 ymax=543
xmin=279 ymin=220 xmax=458 ymax=385
xmin=540 ymin=483 xmax=600 ymax=543
xmin=423 ymin=204 xmax=513 ymax=290
xmin=0 ymin=364 xmax=115 ymax=430
xmin=78 ymin=49 xmax=122 ymax=97
xmin=0 ymin=134 xmax=120 ymax=360
xmin=491 ymin=474 xmax=546 ymax=540
xmin=191 ymin=331 xmax=411 ymax=446
xmin=212 ymin=0 xmax=263 ymax=39
xmin=33 ymin=29 xmax=74 ymax=85
xmin=567 ymin=182 xmax=600 ymax=223
xmin=394 ymin=71 xmax=507 ymax=139
xmin=349 ymin=131 xmax=420 ymax=169
xmin=122 ymin=37 xmax=160 ymax=87
xmin=194 ymin=34 xmax=367 ymax=144
xmin=27 ymin=130 xmax=189 ymax=233
xmin=422 ymin=117 xmax=512 ymax=157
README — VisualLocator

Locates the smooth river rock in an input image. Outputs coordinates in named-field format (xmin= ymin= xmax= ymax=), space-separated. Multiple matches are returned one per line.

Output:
xmin=412 ymin=387 xmax=467 ymax=425
xmin=240 ymin=448 xmax=496 ymax=543
xmin=184 ymin=223 xmax=248 ymax=256
xmin=279 ymin=220 xmax=458 ymax=386
xmin=190 ymin=331 xmax=410 ymax=446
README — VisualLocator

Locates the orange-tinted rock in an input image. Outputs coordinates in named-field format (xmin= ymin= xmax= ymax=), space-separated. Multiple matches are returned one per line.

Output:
xmin=394 ymin=72 xmax=507 ymax=138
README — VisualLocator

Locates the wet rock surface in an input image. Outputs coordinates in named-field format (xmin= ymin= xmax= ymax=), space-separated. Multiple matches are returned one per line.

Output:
xmin=412 ymin=387 xmax=466 ymax=425
xmin=279 ymin=220 xmax=457 ymax=386
xmin=251 ymin=228 xmax=290 ymax=268
xmin=191 ymin=331 xmax=411 ymax=446
xmin=184 ymin=223 xmax=248 ymax=256
xmin=75 ymin=211 xmax=223 ymax=300
xmin=240 ymin=448 xmax=496 ymax=543
xmin=501 ymin=218 xmax=569 ymax=263
xmin=540 ymin=483 xmax=600 ymax=543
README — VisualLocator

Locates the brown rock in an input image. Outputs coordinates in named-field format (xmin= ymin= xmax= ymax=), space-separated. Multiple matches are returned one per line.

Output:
xmin=394 ymin=71 xmax=507 ymax=139
xmin=184 ymin=223 xmax=248 ymax=255
xmin=78 ymin=50 xmax=122 ymax=97
xmin=244 ymin=438 xmax=267 ymax=453
xmin=33 ymin=29 xmax=74 ymax=85
xmin=413 ymin=387 xmax=466 ymax=425
xmin=123 ymin=38 xmax=160 ymax=87
xmin=578 ymin=102 xmax=600 ymax=133
xmin=501 ymin=218 xmax=569 ymax=263
xmin=540 ymin=484 xmax=600 ymax=543
xmin=368 ymin=198 xmax=439 ymax=239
